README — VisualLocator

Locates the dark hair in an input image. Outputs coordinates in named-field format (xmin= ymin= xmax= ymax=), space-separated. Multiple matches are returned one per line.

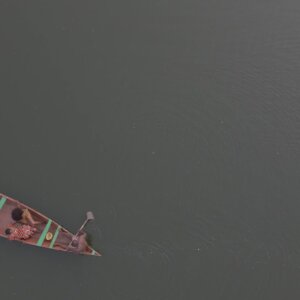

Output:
xmin=11 ymin=208 xmax=23 ymax=221
xmin=71 ymin=240 xmax=79 ymax=247
xmin=5 ymin=228 xmax=11 ymax=235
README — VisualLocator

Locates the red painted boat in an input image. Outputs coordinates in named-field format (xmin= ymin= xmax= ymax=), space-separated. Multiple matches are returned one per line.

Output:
xmin=0 ymin=193 xmax=101 ymax=256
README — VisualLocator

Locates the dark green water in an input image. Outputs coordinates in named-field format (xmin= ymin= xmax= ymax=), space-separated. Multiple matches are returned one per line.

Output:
xmin=0 ymin=1 xmax=300 ymax=299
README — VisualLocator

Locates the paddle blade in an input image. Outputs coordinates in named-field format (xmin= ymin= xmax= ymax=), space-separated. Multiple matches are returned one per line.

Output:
xmin=86 ymin=211 xmax=95 ymax=221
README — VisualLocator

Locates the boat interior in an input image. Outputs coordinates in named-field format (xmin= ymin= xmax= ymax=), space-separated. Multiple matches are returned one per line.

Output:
xmin=0 ymin=195 xmax=72 ymax=248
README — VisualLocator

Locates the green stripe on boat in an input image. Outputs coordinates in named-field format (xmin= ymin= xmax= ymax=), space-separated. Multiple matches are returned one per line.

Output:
xmin=37 ymin=219 xmax=52 ymax=246
xmin=0 ymin=196 xmax=7 ymax=210
xmin=49 ymin=226 xmax=61 ymax=249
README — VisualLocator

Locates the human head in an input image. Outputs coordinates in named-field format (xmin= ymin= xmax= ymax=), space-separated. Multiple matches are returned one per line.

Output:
xmin=5 ymin=228 xmax=12 ymax=235
xmin=71 ymin=240 xmax=79 ymax=247
xmin=11 ymin=208 xmax=23 ymax=221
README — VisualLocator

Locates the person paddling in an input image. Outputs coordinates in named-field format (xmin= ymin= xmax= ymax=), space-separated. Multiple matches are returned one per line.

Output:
xmin=54 ymin=230 xmax=88 ymax=253
xmin=68 ymin=230 xmax=88 ymax=253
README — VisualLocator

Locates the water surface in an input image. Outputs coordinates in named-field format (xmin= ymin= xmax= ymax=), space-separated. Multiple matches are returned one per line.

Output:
xmin=0 ymin=1 xmax=299 ymax=299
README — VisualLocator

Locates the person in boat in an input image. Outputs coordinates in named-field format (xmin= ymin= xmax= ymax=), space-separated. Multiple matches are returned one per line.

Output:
xmin=5 ymin=224 xmax=37 ymax=241
xmin=11 ymin=207 xmax=40 ymax=226
xmin=54 ymin=230 xmax=88 ymax=253
xmin=69 ymin=230 xmax=88 ymax=253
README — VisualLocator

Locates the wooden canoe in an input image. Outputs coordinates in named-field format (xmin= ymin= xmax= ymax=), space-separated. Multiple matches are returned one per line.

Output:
xmin=0 ymin=193 xmax=101 ymax=256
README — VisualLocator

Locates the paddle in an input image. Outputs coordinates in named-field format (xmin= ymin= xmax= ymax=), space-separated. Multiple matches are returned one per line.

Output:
xmin=67 ymin=211 xmax=95 ymax=250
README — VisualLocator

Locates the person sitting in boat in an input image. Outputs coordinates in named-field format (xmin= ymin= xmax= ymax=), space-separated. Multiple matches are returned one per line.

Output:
xmin=54 ymin=230 xmax=88 ymax=253
xmin=5 ymin=224 xmax=37 ymax=241
xmin=11 ymin=207 xmax=40 ymax=226
xmin=69 ymin=230 xmax=88 ymax=253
